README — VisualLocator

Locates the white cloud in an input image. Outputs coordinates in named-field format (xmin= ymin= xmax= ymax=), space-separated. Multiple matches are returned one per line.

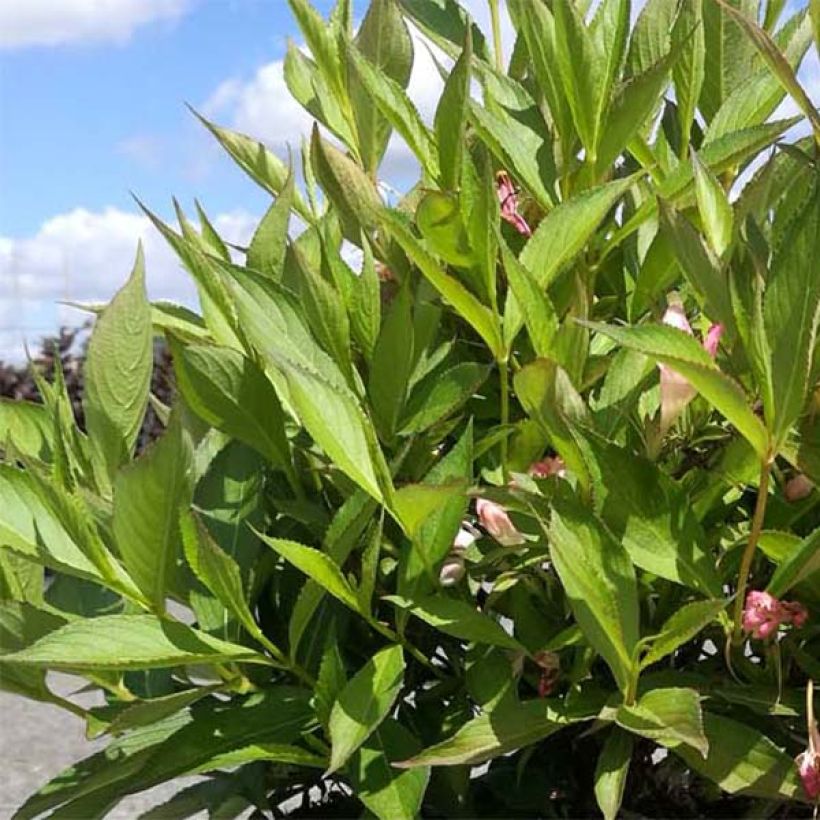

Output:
xmin=0 ymin=206 xmax=257 ymax=362
xmin=0 ymin=0 xmax=189 ymax=50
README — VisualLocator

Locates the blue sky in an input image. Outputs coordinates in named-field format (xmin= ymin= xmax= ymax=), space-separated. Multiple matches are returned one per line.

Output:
xmin=0 ymin=0 xmax=816 ymax=362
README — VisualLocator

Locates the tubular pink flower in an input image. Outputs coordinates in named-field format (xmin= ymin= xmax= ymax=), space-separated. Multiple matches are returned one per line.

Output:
xmin=496 ymin=171 xmax=532 ymax=237
xmin=659 ymin=305 xmax=722 ymax=435
xmin=796 ymin=680 xmax=820 ymax=801
xmin=529 ymin=456 xmax=566 ymax=479
xmin=783 ymin=601 xmax=809 ymax=629
xmin=476 ymin=498 xmax=525 ymax=546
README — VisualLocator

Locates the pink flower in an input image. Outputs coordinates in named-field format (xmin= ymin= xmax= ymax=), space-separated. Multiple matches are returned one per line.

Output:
xmin=783 ymin=601 xmax=809 ymax=629
xmin=796 ymin=680 xmax=820 ymax=801
xmin=742 ymin=591 xmax=787 ymax=639
xmin=476 ymin=498 xmax=525 ymax=546
xmin=496 ymin=171 xmax=531 ymax=237
xmin=785 ymin=474 xmax=814 ymax=502
xmin=529 ymin=457 xmax=566 ymax=479
xmin=439 ymin=556 xmax=466 ymax=587
xmin=742 ymin=590 xmax=809 ymax=639
xmin=658 ymin=301 xmax=723 ymax=435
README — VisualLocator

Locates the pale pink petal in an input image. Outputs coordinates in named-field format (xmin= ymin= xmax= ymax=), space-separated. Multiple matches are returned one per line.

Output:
xmin=439 ymin=556 xmax=466 ymax=587
xmin=476 ymin=498 xmax=526 ymax=546
xmin=703 ymin=323 xmax=724 ymax=357
xmin=662 ymin=303 xmax=693 ymax=335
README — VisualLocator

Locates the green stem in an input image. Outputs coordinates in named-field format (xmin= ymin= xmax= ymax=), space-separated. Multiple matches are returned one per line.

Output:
xmin=499 ymin=359 xmax=510 ymax=480
xmin=732 ymin=459 xmax=772 ymax=644
xmin=488 ymin=0 xmax=504 ymax=72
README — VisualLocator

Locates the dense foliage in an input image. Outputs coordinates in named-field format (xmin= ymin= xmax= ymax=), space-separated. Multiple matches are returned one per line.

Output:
xmin=1 ymin=0 xmax=820 ymax=816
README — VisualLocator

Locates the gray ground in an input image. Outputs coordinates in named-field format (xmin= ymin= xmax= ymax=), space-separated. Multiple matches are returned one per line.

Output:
xmin=0 ymin=674 xmax=201 ymax=819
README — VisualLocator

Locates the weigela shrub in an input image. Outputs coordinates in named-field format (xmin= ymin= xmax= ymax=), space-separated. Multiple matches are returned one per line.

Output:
xmin=1 ymin=0 xmax=819 ymax=816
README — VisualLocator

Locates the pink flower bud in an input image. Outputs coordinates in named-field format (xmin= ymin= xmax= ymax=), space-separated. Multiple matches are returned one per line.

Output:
xmin=796 ymin=750 xmax=820 ymax=801
xmin=703 ymin=323 xmax=724 ymax=357
xmin=496 ymin=171 xmax=532 ymax=237
xmin=529 ymin=457 xmax=567 ymax=479
xmin=476 ymin=498 xmax=525 ymax=546
xmin=785 ymin=474 xmax=814 ymax=502
xmin=783 ymin=601 xmax=809 ymax=629
xmin=439 ymin=556 xmax=466 ymax=587
xmin=796 ymin=680 xmax=820 ymax=801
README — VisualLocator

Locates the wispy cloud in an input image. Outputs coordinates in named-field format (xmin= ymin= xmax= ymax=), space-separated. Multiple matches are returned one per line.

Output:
xmin=0 ymin=0 xmax=190 ymax=50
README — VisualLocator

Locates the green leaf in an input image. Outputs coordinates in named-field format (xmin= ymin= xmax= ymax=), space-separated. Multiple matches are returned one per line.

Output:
xmin=112 ymin=408 xmax=195 ymax=612
xmin=617 ymin=687 xmax=708 ymax=757
xmin=170 ymin=340 xmax=293 ymax=476
xmin=514 ymin=359 xmax=592 ymax=497
xmin=700 ymin=0 xmax=759 ymax=121
xmin=284 ymin=42 xmax=357 ymax=148
xmin=435 ymin=29 xmax=471 ymax=190
xmin=672 ymin=0 xmax=705 ymax=145
xmin=590 ymin=438 xmax=723 ymax=596
xmin=658 ymin=201 xmax=733 ymax=331
xmin=348 ymin=719 xmax=430 ymax=820
xmin=505 ymin=175 xmax=638 ymax=341
xmin=396 ymin=0 xmax=490 ymax=62
xmin=228 ymin=270 xmax=389 ymax=503
xmin=553 ymin=0 xmax=604 ymax=159
xmin=415 ymin=191 xmax=476 ymax=268
xmin=82 ymin=243 xmax=152 ymax=486
xmin=0 ymin=614 xmax=270 ymax=671
xmin=671 ymin=713 xmax=802 ymax=799
xmin=348 ymin=44 xmax=438 ymax=180
xmin=181 ymin=511 xmax=275 ymax=656
xmin=294 ymin=245 xmax=354 ymax=383
xmin=640 ymin=599 xmax=727 ymax=669
xmin=369 ymin=283 xmax=415 ymax=440
xmin=104 ymin=686 xmax=220 ymax=737
xmin=379 ymin=208 xmax=503 ymax=358
xmin=328 ymin=645 xmax=405 ymax=772
xmin=0 ymin=399 xmax=53 ymax=462
xmin=767 ymin=526 xmax=820 ymax=598
xmin=705 ymin=11 xmax=812 ymax=140
xmin=595 ymin=46 xmax=678 ymax=174
xmin=288 ymin=491 xmax=378 ymax=655
xmin=594 ymin=728 xmax=633 ymax=820
xmin=400 ymin=362 xmax=488 ymax=435
xmin=0 ymin=465 xmax=102 ymax=581
xmin=351 ymin=239 xmax=382 ymax=361
xmin=190 ymin=107 xmax=310 ymax=222
xmin=287 ymin=0 xmax=346 ymax=102
xmin=385 ymin=595 xmax=523 ymax=651
xmin=246 ymin=169 xmax=294 ymax=280
xmin=349 ymin=0 xmax=414 ymax=174
xmin=714 ymin=0 xmax=820 ymax=138
xmin=501 ymin=243 xmax=559 ymax=357
xmin=467 ymin=100 xmax=555 ymax=212
xmin=585 ymin=322 xmax=769 ymax=458
xmin=545 ymin=491 xmax=640 ymax=693
xmin=258 ymin=534 xmax=363 ymax=615
xmin=397 ymin=695 xmax=602 ymax=767
xmin=692 ymin=149 xmax=734 ymax=258
xmin=764 ymin=182 xmax=820 ymax=446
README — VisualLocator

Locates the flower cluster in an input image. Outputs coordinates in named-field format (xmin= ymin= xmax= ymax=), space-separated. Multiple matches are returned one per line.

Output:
xmin=741 ymin=590 xmax=808 ymax=640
